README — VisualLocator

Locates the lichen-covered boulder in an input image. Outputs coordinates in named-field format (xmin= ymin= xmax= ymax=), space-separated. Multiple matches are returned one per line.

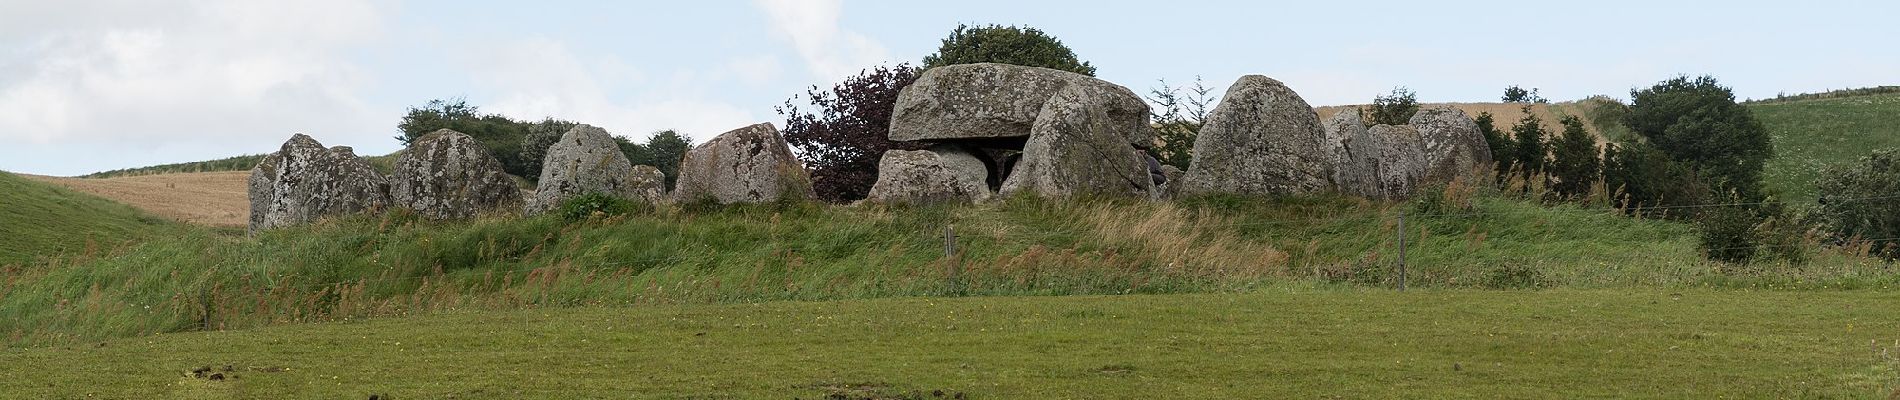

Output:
xmin=673 ymin=123 xmax=813 ymax=204
xmin=526 ymin=124 xmax=638 ymax=215
xmin=390 ymin=129 xmax=521 ymax=219
xmin=1180 ymin=75 xmax=1332 ymax=196
xmin=1337 ymin=124 xmax=1428 ymax=199
xmin=1000 ymin=86 xmax=1156 ymax=198
xmin=627 ymin=165 xmax=668 ymax=204
xmin=865 ymin=145 xmax=992 ymax=205
xmin=1408 ymin=106 xmax=1494 ymax=185
xmin=889 ymin=63 xmax=1152 ymax=147
xmin=248 ymin=134 xmax=389 ymax=232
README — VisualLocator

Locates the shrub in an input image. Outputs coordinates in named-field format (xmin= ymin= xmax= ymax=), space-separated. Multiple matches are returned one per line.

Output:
xmin=778 ymin=63 xmax=927 ymax=203
xmin=517 ymin=118 xmax=578 ymax=182
xmin=1698 ymin=205 xmax=1761 ymax=264
xmin=641 ymin=130 xmax=693 ymax=190
xmin=1501 ymin=85 xmax=1545 ymax=103
xmin=1145 ymin=76 xmax=1218 ymax=169
xmin=922 ymin=24 xmax=1095 ymax=76
xmin=555 ymin=193 xmax=638 ymax=222
xmin=1548 ymin=115 xmax=1600 ymax=198
xmin=1508 ymin=105 xmax=1549 ymax=176
xmin=1474 ymin=112 xmax=1512 ymax=176
xmin=1625 ymin=75 xmax=1773 ymax=201
xmin=1814 ymin=149 xmax=1900 ymax=259
xmin=396 ymin=98 xmax=534 ymax=178
xmin=1364 ymin=87 xmax=1418 ymax=126
xmin=1602 ymin=141 xmax=1710 ymax=217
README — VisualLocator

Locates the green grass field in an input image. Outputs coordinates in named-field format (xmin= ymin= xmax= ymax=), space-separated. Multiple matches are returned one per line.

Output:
xmin=4 ymin=289 xmax=1897 ymax=398
xmin=0 ymin=171 xmax=172 ymax=266
xmin=1749 ymin=92 xmax=1900 ymax=200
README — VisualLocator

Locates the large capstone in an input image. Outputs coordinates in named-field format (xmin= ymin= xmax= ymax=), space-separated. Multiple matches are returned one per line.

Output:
xmin=999 ymin=85 xmax=1156 ymax=198
xmin=890 ymin=63 xmax=1151 ymax=147
xmin=1408 ymin=106 xmax=1494 ymax=185
xmin=248 ymin=134 xmax=390 ymax=232
xmin=673 ymin=123 xmax=813 ymax=204
xmin=1179 ymin=75 xmax=1332 ymax=196
xmin=525 ymin=124 xmax=639 ymax=215
xmin=389 ymin=129 xmax=522 ymax=219
xmin=864 ymin=145 xmax=992 ymax=205
xmin=886 ymin=63 xmax=1156 ymax=199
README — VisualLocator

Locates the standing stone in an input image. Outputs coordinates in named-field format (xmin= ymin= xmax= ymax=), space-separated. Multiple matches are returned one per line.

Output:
xmin=1344 ymin=125 xmax=1429 ymax=199
xmin=390 ymin=129 xmax=522 ymax=219
xmin=248 ymin=134 xmax=389 ymax=232
xmin=627 ymin=165 xmax=668 ymax=204
xmin=865 ymin=145 xmax=992 ymax=205
xmin=526 ymin=124 xmax=638 ymax=215
xmin=1180 ymin=75 xmax=1332 ymax=196
xmin=673 ymin=123 xmax=813 ymax=204
xmin=999 ymin=86 xmax=1156 ymax=198
xmin=889 ymin=63 xmax=1152 ymax=147
xmin=1408 ymin=106 xmax=1494 ymax=185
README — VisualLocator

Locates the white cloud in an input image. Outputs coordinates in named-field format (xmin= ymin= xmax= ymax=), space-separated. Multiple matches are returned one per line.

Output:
xmin=755 ymin=0 xmax=891 ymax=82
xmin=0 ymin=0 xmax=386 ymax=149
xmin=465 ymin=38 xmax=759 ymax=144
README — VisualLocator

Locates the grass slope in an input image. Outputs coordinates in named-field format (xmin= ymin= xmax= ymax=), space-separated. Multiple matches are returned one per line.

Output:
xmin=0 ymin=171 xmax=170 ymax=266
xmin=3 ymin=188 xmax=1892 ymax=346
xmin=4 ymin=290 xmax=1897 ymax=398
xmin=1749 ymin=92 xmax=1900 ymax=200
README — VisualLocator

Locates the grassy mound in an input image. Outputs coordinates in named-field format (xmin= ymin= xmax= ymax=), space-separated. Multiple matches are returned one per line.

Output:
xmin=1750 ymin=92 xmax=1900 ymax=200
xmin=4 ymin=290 xmax=1897 ymax=398
xmin=3 ymin=184 xmax=1891 ymax=346
xmin=0 ymin=171 xmax=171 ymax=266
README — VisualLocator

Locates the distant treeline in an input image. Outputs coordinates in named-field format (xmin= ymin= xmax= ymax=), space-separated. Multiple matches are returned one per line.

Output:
xmin=82 ymin=155 xmax=266 ymax=178
xmin=1747 ymin=86 xmax=1900 ymax=104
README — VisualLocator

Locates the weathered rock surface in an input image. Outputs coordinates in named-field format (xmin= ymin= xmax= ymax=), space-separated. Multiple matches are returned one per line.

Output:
xmin=390 ymin=129 xmax=521 ymax=219
xmin=1408 ymin=106 xmax=1494 ymax=185
xmin=999 ymin=86 xmax=1156 ymax=198
xmin=673 ymin=123 xmax=813 ymax=204
xmin=890 ymin=63 xmax=1152 ymax=147
xmin=864 ymin=145 xmax=992 ymax=205
xmin=1179 ymin=75 xmax=1332 ymax=196
xmin=1336 ymin=124 xmax=1428 ymax=199
xmin=526 ymin=124 xmax=639 ymax=214
xmin=627 ymin=165 xmax=668 ymax=204
xmin=248 ymin=134 xmax=390 ymax=232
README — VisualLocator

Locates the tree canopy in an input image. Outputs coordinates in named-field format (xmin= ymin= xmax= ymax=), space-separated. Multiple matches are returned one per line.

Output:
xmin=922 ymin=24 xmax=1095 ymax=76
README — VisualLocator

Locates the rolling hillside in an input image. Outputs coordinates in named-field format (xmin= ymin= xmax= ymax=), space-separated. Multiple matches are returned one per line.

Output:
xmin=0 ymin=171 xmax=172 ymax=266
xmin=1747 ymin=92 xmax=1900 ymax=200
xmin=25 ymin=172 xmax=251 ymax=228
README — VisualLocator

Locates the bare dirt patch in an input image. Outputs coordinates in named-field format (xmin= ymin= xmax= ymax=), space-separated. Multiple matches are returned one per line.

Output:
xmin=25 ymin=171 xmax=250 ymax=228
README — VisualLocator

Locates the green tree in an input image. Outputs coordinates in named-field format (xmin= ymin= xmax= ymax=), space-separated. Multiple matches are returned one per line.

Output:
xmin=778 ymin=64 xmax=928 ymax=202
xmin=641 ymin=130 xmax=692 ymax=190
xmin=1502 ymin=85 xmax=1546 ymax=103
xmin=921 ymin=24 xmax=1095 ymax=76
xmin=1602 ymin=141 xmax=1710 ymax=216
xmin=1363 ymin=87 xmax=1419 ymax=126
xmin=517 ymin=118 xmax=579 ymax=182
xmin=396 ymin=98 xmax=534 ymax=177
xmin=613 ymin=136 xmax=650 ymax=172
xmin=1548 ymin=115 xmax=1600 ymax=198
xmin=1508 ymin=105 xmax=1548 ymax=175
xmin=1814 ymin=149 xmax=1900 ymax=259
xmin=1474 ymin=111 xmax=1512 ymax=176
xmin=1144 ymin=76 xmax=1217 ymax=169
xmin=1624 ymin=75 xmax=1774 ymax=200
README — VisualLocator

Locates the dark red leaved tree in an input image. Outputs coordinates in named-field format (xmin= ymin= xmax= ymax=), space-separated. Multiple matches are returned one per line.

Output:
xmin=777 ymin=64 xmax=927 ymax=203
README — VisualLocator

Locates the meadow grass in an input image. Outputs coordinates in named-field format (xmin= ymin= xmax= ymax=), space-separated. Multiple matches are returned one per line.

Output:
xmin=0 ymin=171 xmax=173 ymax=266
xmin=3 ymin=289 xmax=1897 ymax=398
xmin=4 ymin=183 xmax=1894 ymax=347
xmin=1749 ymin=92 xmax=1900 ymax=200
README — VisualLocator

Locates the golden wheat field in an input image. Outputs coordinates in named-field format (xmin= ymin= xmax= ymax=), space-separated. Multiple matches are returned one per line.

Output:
xmin=24 ymin=171 xmax=250 ymax=228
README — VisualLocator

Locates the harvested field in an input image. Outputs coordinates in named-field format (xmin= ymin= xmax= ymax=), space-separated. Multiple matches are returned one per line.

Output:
xmin=25 ymin=171 xmax=250 ymax=228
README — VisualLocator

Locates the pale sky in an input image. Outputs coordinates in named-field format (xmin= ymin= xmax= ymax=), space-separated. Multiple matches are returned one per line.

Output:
xmin=1 ymin=0 xmax=1893 ymax=176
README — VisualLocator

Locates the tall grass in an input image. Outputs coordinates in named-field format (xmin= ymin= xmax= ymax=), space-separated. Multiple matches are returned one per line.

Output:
xmin=5 ymin=185 xmax=1895 ymax=346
